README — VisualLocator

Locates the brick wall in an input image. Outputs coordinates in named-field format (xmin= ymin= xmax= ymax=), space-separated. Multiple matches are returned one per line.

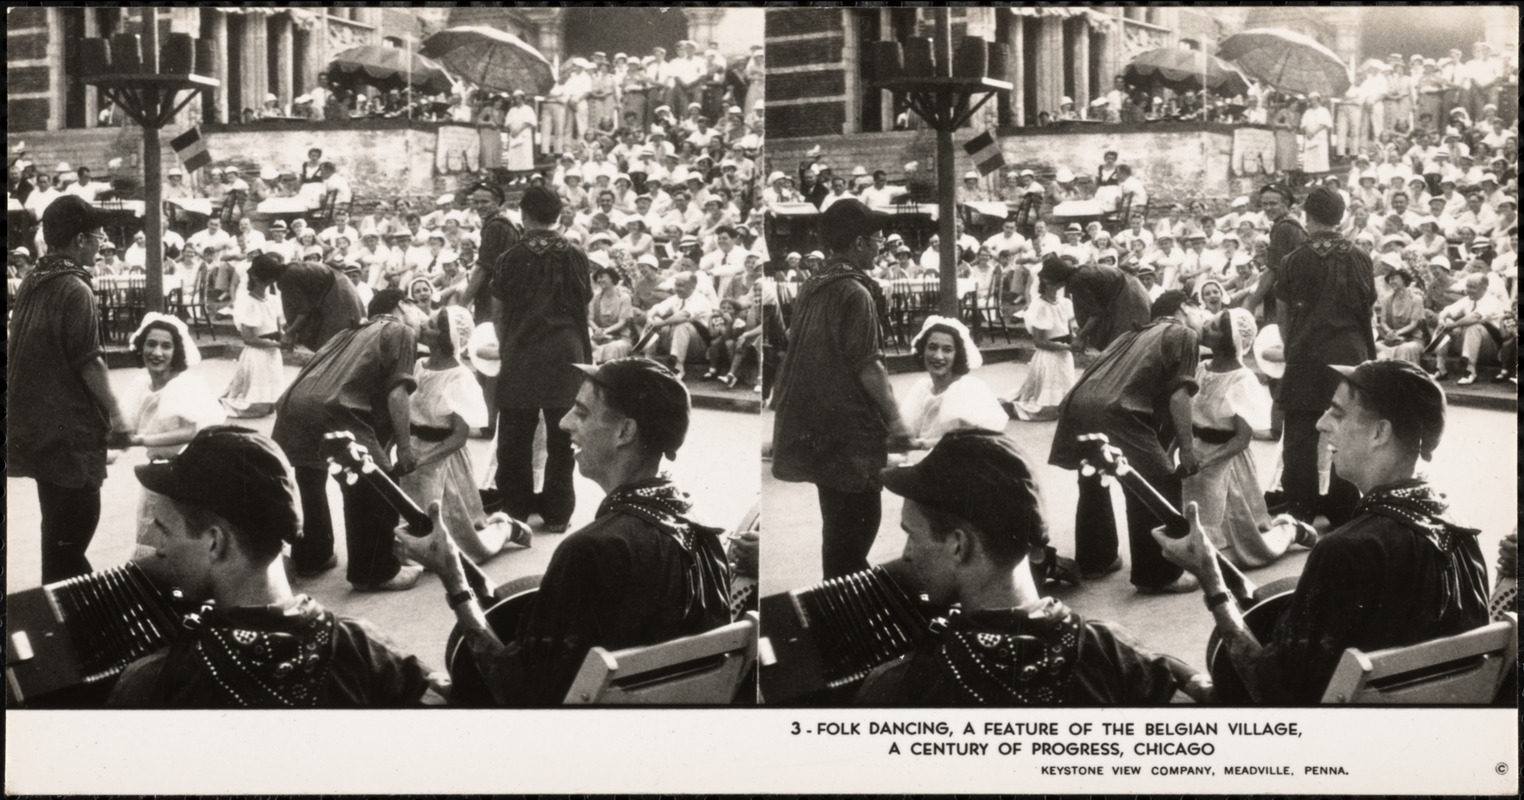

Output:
xmin=764 ymin=8 xmax=847 ymax=139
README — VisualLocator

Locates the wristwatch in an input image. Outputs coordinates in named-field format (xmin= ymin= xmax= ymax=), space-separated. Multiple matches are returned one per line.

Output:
xmin=1204 ymin=590 xmax=1232 ymax=611
xmin=446 ymin=587 xmax=476 ymax=609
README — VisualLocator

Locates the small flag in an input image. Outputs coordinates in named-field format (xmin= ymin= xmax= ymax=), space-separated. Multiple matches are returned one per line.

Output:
xmin=170 ymin=127 xmax=211 ymax=172
xmin=963 ymin=131 xmax=1004 ymax=177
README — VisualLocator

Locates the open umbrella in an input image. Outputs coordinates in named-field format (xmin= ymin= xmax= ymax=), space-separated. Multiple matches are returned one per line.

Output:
xmin=328 ymin=45 xmax=452 ymax=95
xmin=1124 ymin=47 xmax=1250 ymax=97
xmin=1216 ymin=28 xmax=1351 ymax=98
xmin=420 ymin=26 xmax=553 ymax=95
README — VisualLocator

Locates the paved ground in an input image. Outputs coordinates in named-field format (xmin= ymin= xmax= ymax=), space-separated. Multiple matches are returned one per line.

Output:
xmin=760 ymin=359 xmax=1518 ymax=674
xmin=5 ymin=357 xmax=761 ymax=672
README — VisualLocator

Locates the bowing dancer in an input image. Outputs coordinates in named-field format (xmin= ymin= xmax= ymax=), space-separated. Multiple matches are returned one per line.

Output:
xmin=400 ymin=306 xmax=532 ymax=564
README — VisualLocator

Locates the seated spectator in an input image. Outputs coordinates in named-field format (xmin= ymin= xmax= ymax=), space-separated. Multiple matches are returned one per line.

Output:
xmin=1433 ymin=273 xmax=1507 ymax=383
xmin=639 ymin=271 xmax=714 ymax=378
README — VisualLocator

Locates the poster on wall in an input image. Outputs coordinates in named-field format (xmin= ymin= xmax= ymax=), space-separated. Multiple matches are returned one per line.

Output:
xmin=436 ymin=125 xmax=481 ymax=174
xmin=1231 ymin=127 xmax=1277 ymax=176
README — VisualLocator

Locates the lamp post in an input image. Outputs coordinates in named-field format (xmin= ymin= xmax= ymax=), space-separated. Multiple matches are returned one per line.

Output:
xmin=80 ymin=7 xmax=219 ymax=314
xmin=869 ymin=9 xmax=1011 ymax=316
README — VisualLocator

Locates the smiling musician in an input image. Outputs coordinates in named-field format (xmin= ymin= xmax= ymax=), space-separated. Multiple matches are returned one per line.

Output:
xmin=398 ymin=357 xmax=731 ymax=705
xmin=1156 ymin=360 xmax=1489 ymax=704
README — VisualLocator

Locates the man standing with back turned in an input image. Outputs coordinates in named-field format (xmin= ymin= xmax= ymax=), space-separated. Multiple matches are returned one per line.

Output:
xmin=771 ymin=198 xmax=915 ymax=579
xmin=491 ymin=185 xmax=593 ymax=533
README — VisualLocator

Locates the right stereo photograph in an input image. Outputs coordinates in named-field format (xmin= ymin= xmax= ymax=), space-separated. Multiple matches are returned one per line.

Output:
xmin=756 ymin=5 xmax=1519 ymax=708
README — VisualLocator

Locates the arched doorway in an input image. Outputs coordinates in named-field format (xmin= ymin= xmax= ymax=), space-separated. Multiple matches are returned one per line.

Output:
xmin=1359 ymin=6 xmax=1487 ymax=61
xmin=562 ymin=7 xmax=688 ymax=62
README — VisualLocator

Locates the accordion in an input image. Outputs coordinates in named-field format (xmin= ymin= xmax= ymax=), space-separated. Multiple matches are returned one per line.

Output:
xmin=6 ymin=562 xmax=185 ymax=706
xmin=758 ymin=565 xmax=940 ymax=703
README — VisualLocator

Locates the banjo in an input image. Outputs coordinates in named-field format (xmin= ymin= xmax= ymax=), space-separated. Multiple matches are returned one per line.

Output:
xmin=1077 ymin=433 xmax=1295 ymax=703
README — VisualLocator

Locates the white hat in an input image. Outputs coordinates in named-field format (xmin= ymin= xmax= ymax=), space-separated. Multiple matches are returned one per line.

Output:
xmin=963 ymin=170 xmax=979 ymax=180
xmin=1019 ymin=169 xmax=1035 ymax=177
xmin=55 ymin=161 xmax=72 ymax=173
xmin=806 ymin=250 xmax=825 ymax=260
xmin=588 ymin=250 xmax=611 ymax=267
xmin=436 ymin=193 xmax=454 ymax=205
xmin=1055 ymin=167 xmax=1074 ymax=184
xmin=1060 ymin=96 xmax=1074 ymax=106
xmin=1230 ymin=195 xmax=1249 ymax=208
xmin=264 ymin=92 xmax=278 ymax=103
xmin=259 ymin=166 xmax=278 ymax=182
xmin=1252 ymin=324 xmax=1285 ymax=379
xmin=466 ymin=323 xmax=500 ymax=377
xmin=1429 ymin=254 xmax=1450 ymax=269
xmin=637 ymin=253 xmax=659 ymax=268
xmin=107 ymin=157 xmax=123 ymax=170
xmin=911 ymin=316 xmax=983 ymax=370
xmin=167 ymin=166 xmax=184 ymax=177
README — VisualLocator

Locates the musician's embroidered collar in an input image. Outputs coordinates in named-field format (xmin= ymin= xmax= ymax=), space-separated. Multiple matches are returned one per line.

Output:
xmin=191 ymin=595 xmax=337 ymax=708
xmin=520 ymin=228 xmax=571 ymax=256
xmin=935 ymin=600 xmax=1084 ymax=704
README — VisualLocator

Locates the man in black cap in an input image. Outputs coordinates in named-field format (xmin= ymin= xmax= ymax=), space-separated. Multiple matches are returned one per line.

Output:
xmin=1049 ymin=290 xmax=1203 ymax=594
xmin=109 ymin=426 xmax=443 ymax=707
xmin=772 ymin=197 xmax=915 ymax=579
xmin=486 ymin=184 xmax=593 ymax=533
xmin=401 ymin=357 xmax=731 ymax=705
xmin=857 ymin=431 xmax=1209 ymax=705
xmin=7 ymin=195 xmax=132 ymax=582
xmin=1157 ymin=360 xmax=1488 ymax=704
xmin=272 ymin=288 xmax=422 ymax=590
xmin=1274 ymin=185 xmax=1375 ymax=527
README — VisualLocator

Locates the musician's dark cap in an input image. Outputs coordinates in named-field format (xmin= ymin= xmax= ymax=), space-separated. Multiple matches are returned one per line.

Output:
xmin=820 ymin=197 xmax=892 ymax=250
xmin=881 ymin=430 xmax=1046 ymax=552
xmin=572 ymin=357 xmax=690 ymax=460
xmin=1304 ymin=185 xmax=1345 ymax=226
xmin=41 ymin=194 xmax=103 ymax=248
xmin=135 ymin=426 xmax=302 ymax=542
xmin=1330 ymin=360 xmax=1446 ymax=460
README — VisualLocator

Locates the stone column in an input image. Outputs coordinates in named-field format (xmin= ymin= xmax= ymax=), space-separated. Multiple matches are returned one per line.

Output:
xmin=274 ymin=14 xmax=294 ymax=110
xmin=239 ymin=11 xmax=269 ymax=119
xmin=682 ymin=7 xmax=726 ymax=50
xmin=211 ymin=10 xmax=230 ymax=125
xmin=519 ymin=9 xmax=566 ymax=69
xmin=1075 ymin=19 xmax=1091 ymax=112
xmin=1011 ymin=15 xmax=1026 ymax=127
xmin=83 ymin=10 xmax=100 ymax=129
xmin=1039 ymin=16 xmax=1065 ymax=119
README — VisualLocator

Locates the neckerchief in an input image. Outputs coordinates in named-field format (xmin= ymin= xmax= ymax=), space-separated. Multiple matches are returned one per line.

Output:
xmin=1357 ymin=478 xmax=1481 ymax=614
xmin=598 ymin=476 xmax=730 ymax=624
xmin=933 ymin=600 xmax=1084 ymax=705
xmin=190 ymin=595 xmax=337 ymax=708
xmin=517 ymin=228 xmax=571 ymax=257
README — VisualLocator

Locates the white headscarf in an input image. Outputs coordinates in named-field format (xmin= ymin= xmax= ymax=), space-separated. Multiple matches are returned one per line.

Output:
xmin=1226 ymin=307 xmax=1258 ymax=367
xmin=130 ymin=312 xmax=201 ymax=368
xmin=441 ymin=305 xmax=476 ymax=367
xmin=911 ymin=315 xmax=983 ymax=371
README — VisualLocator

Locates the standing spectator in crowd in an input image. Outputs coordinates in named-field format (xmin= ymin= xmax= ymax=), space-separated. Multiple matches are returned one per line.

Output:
xmin=273 ymin=288 xmax=421 ymax=588
xmin=1275 ymin=186 xmax=1375 ymax=527
xmin=1300 ymin=92 xmax=1335 ymax=179
xmin=8 ymin=196 xmax=131 ymax=581
xmin=772 ymin=199 xmax=915 ymax=579
xmin=490 ymin=186 xmax=592 ymax=533
xmin=504 ymin=90 xmax=539 ymax=181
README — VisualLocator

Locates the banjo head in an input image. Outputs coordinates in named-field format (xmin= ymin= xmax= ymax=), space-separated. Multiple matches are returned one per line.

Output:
xmin=1205 ymin=574 xmax=1299 ymax=704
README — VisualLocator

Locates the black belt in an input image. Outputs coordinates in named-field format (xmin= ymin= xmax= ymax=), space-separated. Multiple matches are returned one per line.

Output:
xmin=410 ymin=423 xmax=453 ymax=442
xmin=1192 ymin=425 xmax=1236 ymax=445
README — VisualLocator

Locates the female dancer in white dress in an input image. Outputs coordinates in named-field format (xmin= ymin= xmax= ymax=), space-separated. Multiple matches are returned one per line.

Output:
xmin=121 ymin=313 xmax=226 ymax=558
xmin=1003 ymin=271 xmax=1076 ymax=421
xmin=401 ymin=306 xmax=532 ymax=564
xmin=220 ymin=254 xmax=286 ymax=418
xmin=897 ymin=316 xmax=1007 ymax=450
xmin=1184 ymin=308 xmax=1316 ymax=569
